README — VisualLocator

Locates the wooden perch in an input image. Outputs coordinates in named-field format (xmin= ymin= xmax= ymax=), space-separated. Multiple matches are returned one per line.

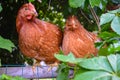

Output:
xmin=0 ymin=66 xmax=73 ymax=79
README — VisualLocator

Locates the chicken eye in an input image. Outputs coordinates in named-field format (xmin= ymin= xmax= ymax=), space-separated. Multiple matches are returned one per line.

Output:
xmin=24 ymin=8 xmax=28 ymax=10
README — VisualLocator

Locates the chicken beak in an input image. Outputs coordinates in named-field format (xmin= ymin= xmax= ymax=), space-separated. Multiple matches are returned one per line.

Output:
xmin=28 ymin=2 xmax=38 ymax=17
xmin=32 ymin=10 xmax=38 ymax=17
xmin=72 ymin=21 xmax=77 ymax=29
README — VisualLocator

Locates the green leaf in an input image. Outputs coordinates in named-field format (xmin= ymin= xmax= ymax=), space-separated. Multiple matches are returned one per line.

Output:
xmin=55 ymin=52 xmax=83 ymax=63
xmin=79 ymin=56 xmax=113 ymax=73
xmin=111 ymin=76 xmax=120 ymax=80
xmin=0 ymin=36 xmax=15 ymax=53
xmin=107 ymin=54 xmax=120 ymax=76
xmin=107 ymin=44 xmax=116 ymax=54
xmin=96 ymin=76 xmax=112 ymax=80
xmin=108 ymin=8 xmax=120 ymax=14
xmin=74 ymin=71 xmax=111 ymax=80
xmin=89 ymin=0 xmax=101 ymax=8
xmin=111 ymin=0 xmax=120 ymax=4
xmin=0 ymin=4 xmax=2 ymax=12
xmin=98 ymin=32 xmax=119 ymax=40
xmin=69 ymin=0 xmax=85 ymax=8
xmin=111 ymin=16 xmax=120 ymax=35
xmin=98 ymin=47 xmax=109 ymax=56
xmin=117 ymin=54 xmax=120 ymax=77
xmin=76 ymin=54 xmax=120 ymax=80
xmin=100 ymin=13 xmax=115 ymax=25
xmin=97 ymin=76 xmax=120 ymax=80
xmin=113 ymin=41 xmax=120 ymax=52
xmin=99 ymin=0 xmax=108 ymax=11
xmin=56 ymin=63 xmax=69 ymax=80
xmin=14 ymin=76 xmax=28 ymax=80
xmin=101 ymin=23 xmax=111 ymax=31
xmin=28 ymin=0 xmax=35 ymax=2
xmin=107 ymin=54 xmax=117 ymax=73
xmin=0 ymin=74 xmax=28 ymax=80
xmin=55 ymin=52 xmax=75 ymax=62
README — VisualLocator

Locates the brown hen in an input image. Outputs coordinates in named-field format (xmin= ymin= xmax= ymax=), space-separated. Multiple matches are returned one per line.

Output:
xmin=16 ymin=3 xmax=62 ymax=65
xmin=62 ymin=15 xmax=99 ymax=58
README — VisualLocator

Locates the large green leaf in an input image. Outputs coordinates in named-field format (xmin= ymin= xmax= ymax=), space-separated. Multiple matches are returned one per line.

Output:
xmin=107 ymin=54 xmax=117 ymax=73
xmin=55 ymin=52 xmax=75 ymax=62
xmin=107 ymin=54 xmax=120 ymax=76
xmin=0 ymin=36 xmax=15 ymax=53
xmin=117 ymin=54 xmax=120 ymax=76
xmin=97 ymin=76 xmax=120 ymax=80
xmin=74 ymin=71 xmax=111 ymax=80
xmin=108 ymin=8 xmax=120 ymax=14
xmin=100 ymin=13 xmax=115 ymax=25
xmin=96 ymin=76 xmax=112 ymax=80
xmin=75 ymin=54 xmax=120 ymax=80
xmin=111 ymin=16 xmax=120 ymax=35
xmin=89 ymin=0 xmax=101 ymax=8
xmin=55 ymin=52 xmax=84 ymax=63
xmin=55 ymin=52 xmax=83 ymax=64
xmin=69 ymin=0 xmax=85 ymax=8
xmin=78 ymin=56 xmax=113 ymax=73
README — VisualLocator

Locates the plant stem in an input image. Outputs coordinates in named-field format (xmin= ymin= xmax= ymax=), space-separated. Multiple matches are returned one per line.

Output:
xmin=89 ymin=5 xmax=101 ymax=32
xmin=48 ymin=0 xmax=51 ymax=10
xmin=79 ymin=9 xmax=92 ymax=24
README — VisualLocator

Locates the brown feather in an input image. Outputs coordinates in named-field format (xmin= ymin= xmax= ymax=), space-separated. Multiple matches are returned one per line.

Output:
xmin=62 ymin=15 xmax=98 ymax=58
xmin=16 ymin=3 xmax=62 ymax=64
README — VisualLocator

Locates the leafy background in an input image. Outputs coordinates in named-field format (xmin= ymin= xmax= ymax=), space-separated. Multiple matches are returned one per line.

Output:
xmin=0 ymin=0 xmax=120 ymax=80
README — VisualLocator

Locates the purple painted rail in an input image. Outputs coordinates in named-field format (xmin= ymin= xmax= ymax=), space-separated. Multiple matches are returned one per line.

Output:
xmin=0 ymin=66 xmax=73 ymax=79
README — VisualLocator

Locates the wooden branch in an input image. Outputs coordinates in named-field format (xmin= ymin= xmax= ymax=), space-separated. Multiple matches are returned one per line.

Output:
xmin=0 ymin=66 xmax=73 ymax=79
xmin=79 ymin=9 xmax=92 ymax=24
xmin=89 ymin=5 xmax=101 ymax=32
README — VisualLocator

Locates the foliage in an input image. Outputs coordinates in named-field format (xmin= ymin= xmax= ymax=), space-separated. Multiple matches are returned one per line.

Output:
xmin=96 ymin=4 xmax=120 ymax=56
xmin=69 ymin=0 xmax=86 ymax=8
xmin=56 ymin=63 xmax=70 ymax=80
xmin=0 ymin=3 xmax=2 ymax=12
xmin=0 ymin=0 xmax=120 ymax=79
xmin=96 ymin=31 xmax=120 ymax=56
xmin=55 ymin=52 xmax=83 ymax=64
xmin=100 ymin=8 xmax=120 ymax=35
xmin=0 ymin=74 xmax=27 ymax=80
xmin=55 ymin=0 xmax=120 ymax=80
xmin=55 ymin=53 xmax=120 ymax=80
xmin=0 ymin=36 xmax=15 ymax=53
xmin=69 ymin=0 xmax=107 ymax=9
xmin=0 ymin=3 xmax=15 ymax=66
xmin=38 ymin=7 xmax=65 ymax=29
xmin=0 ymin=2 xmax=15 ymax=52
xmin=28 ymin=0 xmax=35 ymax=3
